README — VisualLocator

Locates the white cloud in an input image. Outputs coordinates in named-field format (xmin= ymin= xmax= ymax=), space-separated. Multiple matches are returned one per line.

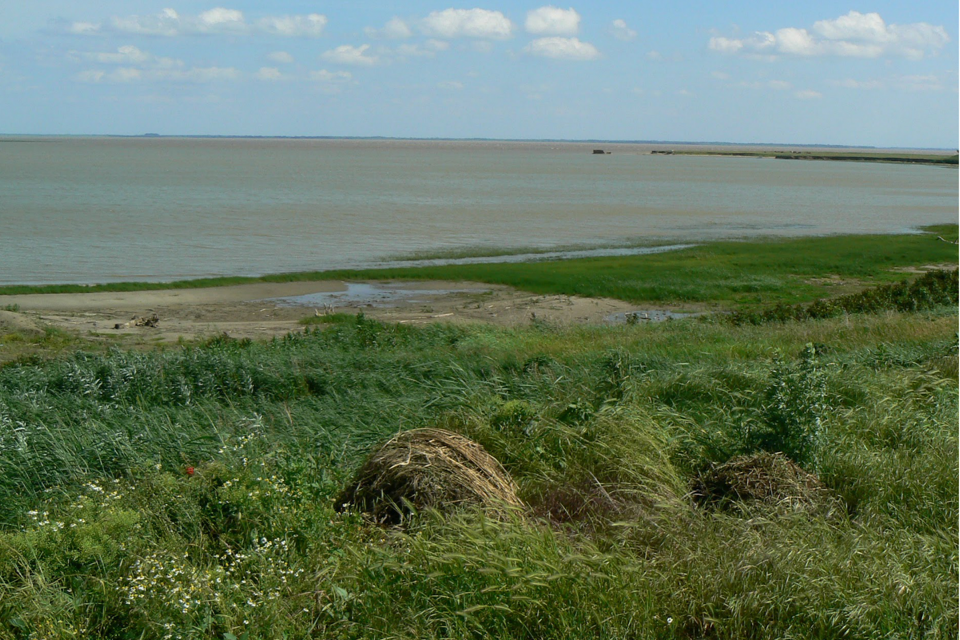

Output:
xmin=157 ymin=66 xmax=241 ymax=82
xmin=365 ymin=17 xmax=413 ymax=39
xmin=832 ymin=74 xmax=944 ymax=92
xmin=107 ymin=7 xmax=328 ymax=37
xmin=524 ymin=37 xmax=600 ymax=61
xmin=832 ymin=78 xmax=884 ymax=90
xmin=709 ymin=11 xmax=948 ymax=60
xmin=255 ymin=67 xmax=284 ymax=81
xmin=267 ymin=51 xmax=294 ymax=64
xmin=795 ymin=89 xmax=822 ymax=100
xmin=258 ymin=14 xmax=327 ymax=37
xmin=310 ymin=69 xmax=353 ymax=85
xmin=321 ymin=44 xmax=378 ymax=66
xmin=394 ymin=40 xmax=450 ymax=59
xmin=711 ymin=71 xmax=730 ymax=81
xmin=112 ymin=8 xmax=184 ymax=36
xmin=610 ymin=19 xmax=637 ymax=41
xmin=895 ymin=74 xmax=943 ymax=91
xmin=421 ymin=9 xmax=513 ymax=39
xmin=646 ymin=50 xmax=662 ymax=61
xmin=75 ymin=65 xmax=239 ymax=83
xmin=525 ymin=7 xmax=580 ymax=36
xmin=708 ymin=36 xmax=745 ymax=55
xmin=768 ymin=80 xmax=792 ymax=90
xmin=70 ymin=45 xmax=183 ymax=70
xmin=197 ymin=7 xmax=245 ymax=31
xmin=69 ymin=22 xmax=101 ymax=35
xmin=438 ymin=80 xmax=464 ymax=90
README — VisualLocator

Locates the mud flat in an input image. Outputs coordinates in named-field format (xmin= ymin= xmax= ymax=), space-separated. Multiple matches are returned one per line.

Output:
xmin=0 ymin=280 xmax=696 ymax=343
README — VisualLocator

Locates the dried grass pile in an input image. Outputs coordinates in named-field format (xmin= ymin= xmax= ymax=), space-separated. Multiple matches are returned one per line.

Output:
xmin=693 ymin=452 xmax=833 ymax=513
xmin=336 ymin=428 xmax=524 ymax=523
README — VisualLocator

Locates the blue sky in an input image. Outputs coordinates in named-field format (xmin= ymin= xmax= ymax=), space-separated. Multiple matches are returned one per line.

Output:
xmin=1 ymin=1 xmax=956 ymax=147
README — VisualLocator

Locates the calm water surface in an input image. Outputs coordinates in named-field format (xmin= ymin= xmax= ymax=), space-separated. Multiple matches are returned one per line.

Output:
xmin=0 ymin=137 xmax=955 ymax=285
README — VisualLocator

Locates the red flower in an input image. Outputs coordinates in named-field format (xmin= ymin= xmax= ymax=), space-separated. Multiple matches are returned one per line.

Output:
xmin=186 ymin=467 xmax=195 ymax=476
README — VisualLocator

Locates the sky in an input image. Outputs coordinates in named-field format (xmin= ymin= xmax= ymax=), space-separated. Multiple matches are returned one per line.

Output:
xmin=0 ymin=1 xmax=957 ymax=147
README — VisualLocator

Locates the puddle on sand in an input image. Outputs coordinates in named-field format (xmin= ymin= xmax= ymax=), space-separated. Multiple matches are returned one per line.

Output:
xmin=605 ymin=310 xmax=699 ymax=324
xmin=267 ymin=282 xmax=489 ymax=309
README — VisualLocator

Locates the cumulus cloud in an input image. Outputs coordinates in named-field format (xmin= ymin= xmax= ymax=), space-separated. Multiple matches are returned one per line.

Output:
xmin=365 ymin=17 xmax=414 ymax=39
xmin=394 ymin=40 xmax=450 ymax=58
xmin=709 ymin=11 xmax=949 ymax=60
xmin=421 ymin=9 xmax=513 ymax=39
xmin=310 ymin=69 xmax=353 ymax=83
xmin=258 ymin=14 xmax=327 ymax=37
xmin=525 ymin=7 xmax=580 ymax=36
xmin=524 ymin=37 xmax=600 ymax=61
xmin=255 ymin=67 xmax=284 ymax=81
xmin=267 ymin=51 xmax=294 ymax=64
xmin=321 ymin=44 xmax=378 ymax=66
xmin=610 ymin=19 xmax=637 ymax=41
xmin=75 ymin=65 xmax=240 ymax=83
xmin=104 ymin=7 xmax=327 ymax=37
xmin=68 ymin=22 xmax=101 ymax=35
xmin=795 ymin=89 xmax=822 ymax=100
xmin=832 ymin=74 xmax=944 ymax=92
xmin=70 ymin=45 xmax=182 ymax=69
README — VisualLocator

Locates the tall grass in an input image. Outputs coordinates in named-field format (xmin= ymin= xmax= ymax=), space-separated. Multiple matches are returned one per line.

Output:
xmin=0 ymin=308 xmax=956 ymax=638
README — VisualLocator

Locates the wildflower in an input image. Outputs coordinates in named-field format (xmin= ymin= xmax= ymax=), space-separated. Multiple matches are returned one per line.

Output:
xmin=186 ymin=466 xmax=195 ymax=476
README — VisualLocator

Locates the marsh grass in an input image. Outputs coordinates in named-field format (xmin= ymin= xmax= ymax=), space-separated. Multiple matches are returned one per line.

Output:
xmin=1 ymin=226 xmax=956 ymax=310
xmin=0 ymin=304 xmax=955 ymax=638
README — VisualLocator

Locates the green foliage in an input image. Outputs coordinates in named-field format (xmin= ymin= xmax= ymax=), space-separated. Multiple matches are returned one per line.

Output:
xmin=0 ymin=307 xmax=955 ymax=638
xmin=732 ymin=269 xmax=959 ymax=325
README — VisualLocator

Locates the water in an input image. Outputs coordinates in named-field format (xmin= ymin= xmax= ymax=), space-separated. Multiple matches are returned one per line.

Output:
xmin=1 ymin=137 xmax=955 ymax=285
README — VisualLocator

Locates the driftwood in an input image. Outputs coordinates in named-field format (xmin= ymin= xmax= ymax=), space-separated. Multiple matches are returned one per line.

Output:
xmin=936 ymin=235 xmax=959 ymax=246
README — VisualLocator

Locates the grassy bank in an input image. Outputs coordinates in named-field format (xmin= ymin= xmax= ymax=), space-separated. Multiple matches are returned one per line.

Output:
xmin=652 ymin=149 xmax=960 ymax=166
xmin=1 ymin=226 xmax=956 ymax=311
xmin=0 ymin=299 xmax=957 ymax=637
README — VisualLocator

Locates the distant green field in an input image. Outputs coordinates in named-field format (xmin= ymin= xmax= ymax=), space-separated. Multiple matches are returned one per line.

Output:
xmin=654 ymin=149 xmax=960 ymax=165
xmin=1 ymin=226 xmax=956 ymax=312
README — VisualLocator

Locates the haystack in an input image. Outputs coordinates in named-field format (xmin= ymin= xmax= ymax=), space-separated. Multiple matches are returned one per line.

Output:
xmin=692 ymin=452 xmax=831 ymax=513
xmin=336 ymin=429 xmax=524 ymax=523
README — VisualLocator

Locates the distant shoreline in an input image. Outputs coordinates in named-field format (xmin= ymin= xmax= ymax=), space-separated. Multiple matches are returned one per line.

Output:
xmin=649 ymin=149 xmax=959 ymax=166
xmin=0 ymin=134 xmax=954 ymax=154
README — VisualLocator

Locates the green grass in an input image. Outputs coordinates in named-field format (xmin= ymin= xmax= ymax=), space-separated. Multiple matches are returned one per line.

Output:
xmin=658 ymin=149 xmax=960 ymax=165
xmin=0 ymin=303 xmax=956 ymax=638
xmin=1 ymin=227 xmax=956 ymax=312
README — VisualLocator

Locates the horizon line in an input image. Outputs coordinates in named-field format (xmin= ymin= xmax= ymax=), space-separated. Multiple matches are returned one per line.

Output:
xmin=0 ymin=133 xmax=954 ymax=152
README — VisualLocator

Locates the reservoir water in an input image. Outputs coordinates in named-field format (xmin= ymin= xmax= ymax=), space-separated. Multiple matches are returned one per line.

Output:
xmin=0 ymin=137 xmax=955 ymax=285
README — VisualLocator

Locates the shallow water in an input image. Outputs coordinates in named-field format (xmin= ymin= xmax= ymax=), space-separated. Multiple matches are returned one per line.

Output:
xmin=1 ymin=137 xmax=955 ymax=285
xmin=269 ymin=282 xmax=486 ymax=309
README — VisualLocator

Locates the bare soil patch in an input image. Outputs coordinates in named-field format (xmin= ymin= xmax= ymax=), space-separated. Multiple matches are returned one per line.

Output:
xmin=0 ymin=280 xmax=696 ymax=343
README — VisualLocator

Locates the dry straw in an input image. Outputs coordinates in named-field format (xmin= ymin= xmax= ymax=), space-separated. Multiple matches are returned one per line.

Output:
xmin=336 ymin=428 xmax=524 ymax=523
xmin=693 ymin=452 xmax=833 ymax=513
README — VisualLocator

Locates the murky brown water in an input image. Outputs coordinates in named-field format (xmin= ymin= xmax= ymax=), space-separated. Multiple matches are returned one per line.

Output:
xmin=1 ymin=137 xmax=955 ymax=285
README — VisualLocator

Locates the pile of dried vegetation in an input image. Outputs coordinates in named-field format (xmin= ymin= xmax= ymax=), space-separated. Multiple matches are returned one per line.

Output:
xmin=336 ymin=428 xmax=524 ymax=523
xmin=692 ymin=452 xmax=834 ymax=513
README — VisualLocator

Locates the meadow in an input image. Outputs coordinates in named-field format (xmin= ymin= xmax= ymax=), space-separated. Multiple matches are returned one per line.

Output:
xmin=0 ymin=228 xmax=956 ymax=639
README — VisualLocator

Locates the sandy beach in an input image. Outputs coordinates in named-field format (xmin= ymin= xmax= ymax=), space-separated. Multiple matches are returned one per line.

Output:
xmin=0 ymin=279 xmax=696 ymax=344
